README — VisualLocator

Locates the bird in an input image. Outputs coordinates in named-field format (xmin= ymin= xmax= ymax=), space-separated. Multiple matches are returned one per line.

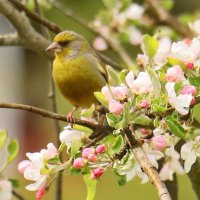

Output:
xmin=46 ymin=31 xmax=107 ymax=122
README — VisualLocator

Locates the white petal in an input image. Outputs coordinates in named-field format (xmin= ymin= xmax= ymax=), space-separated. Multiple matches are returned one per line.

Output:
xmin=24 ymin=166 xmax=41 ymax=181
xmin=165 ymin=82 xmax=176 ymax=98
xmin=184 ymin=152 xmax=196 ymax=173
xmin=25 ymin=175 xmax=47 ymax=191
xmin=181 ymin=141 xmax=193 ymax=160
xmin=126 ymin=167 xmax=136 ymax=182
xmin=26 ymin=152 xmax=43 ymax=169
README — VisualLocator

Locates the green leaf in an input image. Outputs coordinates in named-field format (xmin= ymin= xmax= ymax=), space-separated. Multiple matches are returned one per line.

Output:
xmin=134 ymin=114 xmax=152 ymax=125
xmin=111 ymin=135 xmax=123 ymax=154
xmin=81 ymin=104 xmax=95 ymax=118
xmin=71 ymin=139 xmax=82 ymax=156
xmin=160 ymin=0 xmax=174 ymax=10
xmin=121 ymin=0 xmax=132 ymax=10
xmin=84 ymin=174 xmax=97 ymax=200
xmin=117 ymin=174 xmax=126 ymax=186
xmin=106 ymin=113 xmax=121 ymax=128
xmin=0 ymin=130 xmax=7 ymax=149
xmin=106 ymin=65 xmax=120 ymax=86
xmin=48 ymin=156 xmax=60 ymax=164
xmin=143 ymin=35 xmax=159 ymax=59
xmin=9 ymin=179 xmax=20 ymax=188
xmin=7 ymin=139 xmax=20 ymax=163
xmin=120 ymin=69 xmax=129 ymax=83
xmin=146 ymin=66 xmax=161 ymax=97
xmin=166 ymin=116 xmax=185 ymax=139
xmin=94 ymin=92 xmax=108 ymax=108
xmin=189 ymin=77 xmax=200 ymax=87
xmin=151 ymin=98 xmax=167 ymax=113
xmin=70 ymin=166 xmax=82 ymax=175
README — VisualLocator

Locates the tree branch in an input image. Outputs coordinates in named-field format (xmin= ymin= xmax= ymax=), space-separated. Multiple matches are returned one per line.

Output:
xmin=12 ymin=190 xmax=26 ymax=200
xmin=0 ymin=33 xmax=19 ymax=46
xmin=145 ymin=0 xmax=193 ymax=38
xmin=124 ymin=127 xmax=171 ymax=200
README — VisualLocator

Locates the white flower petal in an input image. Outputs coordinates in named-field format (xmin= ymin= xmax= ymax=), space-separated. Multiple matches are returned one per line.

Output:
xmin=184 ymin=151 xmax=196 ymax=173
xmin=24 ymin=166 xmax=41 ymax=181
xmin=25 ymin=175 xmax=47 ymax=191
xmin=165 ymin=82 xmax=176 ymax=98
xmin=26 ymin=152 xmax=43 ymax=169
xmin=181 ymin=141 xmax=193 ymax=160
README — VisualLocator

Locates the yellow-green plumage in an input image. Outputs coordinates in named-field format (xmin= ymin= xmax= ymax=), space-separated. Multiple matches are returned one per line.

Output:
xmin=47 ymin=31 xmax=107 ymax=108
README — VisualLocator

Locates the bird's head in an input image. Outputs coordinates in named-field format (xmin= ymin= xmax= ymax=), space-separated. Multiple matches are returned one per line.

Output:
xmin=46 ymin=31 xmax=89 ymax=57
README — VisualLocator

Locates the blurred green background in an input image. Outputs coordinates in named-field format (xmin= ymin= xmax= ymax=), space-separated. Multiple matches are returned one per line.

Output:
xmin=0 ymin=0 xmax=200 ymax=199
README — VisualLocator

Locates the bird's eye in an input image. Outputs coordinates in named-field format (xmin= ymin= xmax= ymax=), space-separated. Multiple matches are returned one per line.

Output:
xmin=58 ymin=41 xmax=69 ymax=46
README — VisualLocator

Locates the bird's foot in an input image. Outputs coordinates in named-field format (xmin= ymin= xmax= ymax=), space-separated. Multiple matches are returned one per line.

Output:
xmin=66 ymin=112 xmax=76 ymax=124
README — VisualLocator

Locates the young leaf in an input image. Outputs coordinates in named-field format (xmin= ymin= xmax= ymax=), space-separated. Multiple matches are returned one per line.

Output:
xmin=48 ymin=156 xmax=60 ymax=164
xmin=146 ymin=66 xmax=161 ymax=97
xmin=106 ymin=113 xmax=121 ymax=128
xmin=81 ymin=104 xmax=95 ymax=118
xmin=84 ymin=174 xmax=97 ymax=200
xmin=106 ymin=65 xmax=120 ymax=86
xmin=7 ymin=138 xmax=20 ymax=163
xmin=134 ymin=114 xmax=152 ymax=125
xmin=143 ymin=35 xmax=158 ymax=59
xmin=71 ymin=139 xmax=82 ymax=156
xmin=94 ymin=92 xmax=108 ymax=108
xmin=70 ymin=166 xmax=82 ymax=175
xmin=166 ymin=116 xmax=185 ymax=140
xmin=189 ymin=77 xmax=200 ymax=87
xmin=0 ymin=130 xmax=7 ymax=149
xmin=111 ymin=135 xmax=123 ymax=154
xmin=9 ymin=179 xmax=20 ymax=188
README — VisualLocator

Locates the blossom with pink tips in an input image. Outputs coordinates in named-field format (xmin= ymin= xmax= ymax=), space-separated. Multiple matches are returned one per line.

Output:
xmin=101 ymin=86 xmax=113 ymax=101
xmin=36 ymin=188 xmax=45 ymax=200
xmin=91 ymin=167 xmax=105 ymax=179
xmin=109 ymin=99 xmax=124 ymax=115
xmin=73 ymin=158 xmax=87 ymax=169
xmin=96 ymin=144 xmax=106 ymax=154
xmin=112 ymin=85 xmax=129 ymax=100
xmin=151 ymin=136 xmax=167 ymax=151
xmin=18 ymin=160 xmax=32 ymax=174
xmin=180 ymin=85 xmax=197 ymax=96
xmin=82 ymin=148 xmax=96 ymax=159
xmin=165 ymin=65 xmax=184 ymax=82
xmin=88 ymin=154 xmax=96 ymax=162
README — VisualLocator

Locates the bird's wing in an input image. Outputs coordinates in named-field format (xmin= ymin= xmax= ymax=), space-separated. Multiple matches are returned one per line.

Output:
xmin=93 ymin=53 xmax=108 ymax=82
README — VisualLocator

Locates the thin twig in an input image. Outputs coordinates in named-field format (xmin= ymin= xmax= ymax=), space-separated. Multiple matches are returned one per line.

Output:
xmin=12 ymin=190 xmax=26 ymax=200
xmin=124 ymin=127 xmax=171 ymax=200
xmin=145 ymin=0 xmax=193 ymax=37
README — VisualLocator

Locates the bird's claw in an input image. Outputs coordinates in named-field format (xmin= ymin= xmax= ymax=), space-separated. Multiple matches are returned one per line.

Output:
xmin=66 ymin=113 xmax=75 ymax=124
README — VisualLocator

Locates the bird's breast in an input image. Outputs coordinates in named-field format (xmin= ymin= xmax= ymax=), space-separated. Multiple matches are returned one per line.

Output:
xmin=52 ymin=55 xmax=106 ymax=107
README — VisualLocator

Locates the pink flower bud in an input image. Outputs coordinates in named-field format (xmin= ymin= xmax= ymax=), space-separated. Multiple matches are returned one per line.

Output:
xmin=91 ymin=167 xmax=104 ymax=179
xmin=186 ymin=62 xmax=194 ymax=69
xmin=181 ymin=85 xmax=197 ymax=96
xmin=101 ymin=86 xmax=112 ymax=101
xmin=138 ymin=100 xmax=150 ymax=109
xmin=151 ymin=136 xmax=167 ymax=151
xmin=191 ymin=97 xmax=196 ymax=105
xmin=93 ymin=36 xmax=108 ymax=51
xmin=18 ymin=160 xmax=32 ymax=174
xmin=109 ymin=100 xmax=124 ymax=115
xmin=88 ymin=154 xmax=96 ymax=162
xmin=82 ymin=148 xmax=96 ymax=159
xmin=140 ymin=128 xmax=152 ymax=135
xmin=96 ymin=144 xmax=106 ymax=154
xmin=36 ymin=188 xmax=45 ymax=200
xmin=73 ymin=158 xmax=87 ymax=169
xmin=165 ymin=65 xmax=184 ymax=82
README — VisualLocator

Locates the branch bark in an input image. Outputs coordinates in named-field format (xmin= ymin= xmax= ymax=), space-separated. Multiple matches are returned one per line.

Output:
xmin=145 ymin=0 xmax=193 ymax=37
xmin=124 ymin=127 xmax=171 ymax=200
xmin=0 ymin=33 xmax=19 ymax=46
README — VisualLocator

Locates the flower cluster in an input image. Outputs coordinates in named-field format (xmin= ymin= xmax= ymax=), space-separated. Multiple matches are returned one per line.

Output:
xmin=73 ymin=145 xmax=107 ymax=179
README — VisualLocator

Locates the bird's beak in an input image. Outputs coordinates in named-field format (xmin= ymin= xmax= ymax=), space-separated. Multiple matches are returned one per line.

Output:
xmin=46 ymin=42 xmax=62 ymax=53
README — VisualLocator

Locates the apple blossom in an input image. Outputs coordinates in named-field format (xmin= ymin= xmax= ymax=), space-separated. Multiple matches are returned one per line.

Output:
xmin=18 ymin=160 xmax=32 ymax=174
xmin=91 ymin=167 xmax=105 ymax=179
xmin=88 ymin=154 xmax=96 ymax=162
xmin=101 ymin=85 xmax=113 ymax=101
xmin=59 ymin=125 xmax=84 ymax=148
xmin=109 ymin=99 xmax=124 ymax=115
xmin=124 ymin=3 xmax=144 ymax=20
xmin=0 ymin=179 xmax=12 ymax=200
xmin=189 ymin=19 xmax=200 ymax=36
xmin=136 ymin=54 xmax=149 ymax=66
xmin=165 ymin=82 xmax=192 ymax=115
xmin=151 ymin=136 xmax=167 ymax=151
xmin=159 ymin=146 xmax=184 ymax=181
xmin=112 ymin=85 xmax=129 ymax=100
xmin=181 ymin=136 xmax=200 ymax=173
xmin=165 ymin=65 xmax=185 ymax=82
xmin=73 ymin=158 xmax=87 ymax=169
xmin=140 ymin=128 xmax=152 ymax=135
xmin=186 ymin=62 xmax=194 ymax=69
xmin=129 ymin=27 xmax=143 ymax=45
xmin=96 ymin=144 xmax=106 ymax=154
xmin=126 ymin=72 xmax=153 ymax=94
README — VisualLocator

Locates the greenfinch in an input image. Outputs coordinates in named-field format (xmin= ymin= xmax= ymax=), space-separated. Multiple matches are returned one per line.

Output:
xmin=46 ymin=31 xmax=107 ymax=121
